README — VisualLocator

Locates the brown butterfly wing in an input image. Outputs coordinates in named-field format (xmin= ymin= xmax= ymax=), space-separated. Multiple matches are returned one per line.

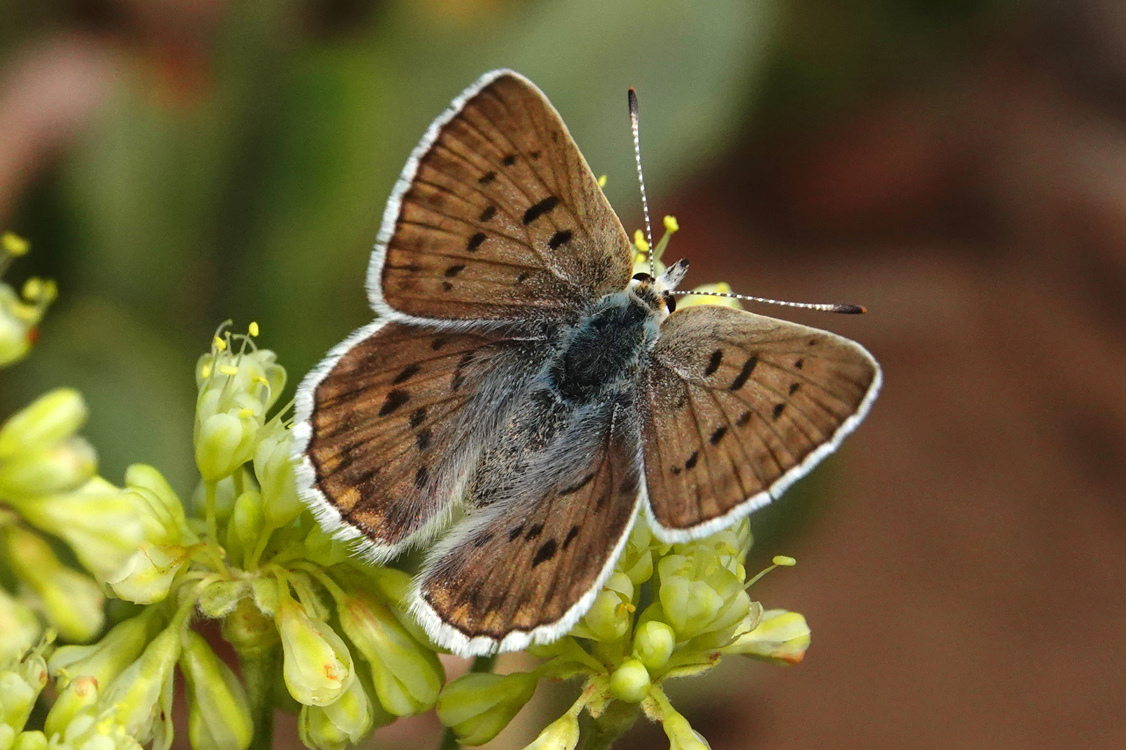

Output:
xmin=412 ymin=404 xmax=641 ymax=654
xmin=641 ymin=304 xmax=881 ymax=538
xmin=372 ymin=70 xmax=632 ymax=322
xmin=295 ymin=320 xmax=548 ymax=558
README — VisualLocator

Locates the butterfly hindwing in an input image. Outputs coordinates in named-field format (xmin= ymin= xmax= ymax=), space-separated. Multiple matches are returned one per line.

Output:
xmin=294 ymin=319 xmax=548 ymax=558
xmin=373 ymin=70 xmax=633 ymax=323
xmin=412 ymin=401 xmax=642 ymax=654
xmin=640 ymin=304 xmax=881 ymax=539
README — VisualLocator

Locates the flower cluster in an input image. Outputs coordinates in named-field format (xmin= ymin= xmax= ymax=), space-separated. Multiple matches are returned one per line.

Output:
xmin=0 ymin=323 xmax=444 ymax=750
xmin=435 ymin=520 xmax=810 ymax=749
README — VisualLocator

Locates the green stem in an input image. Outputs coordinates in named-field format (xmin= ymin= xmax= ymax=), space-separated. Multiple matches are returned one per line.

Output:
xmin=576 ymin=700 xmax=640 ymax=750
xmin=436 ymin=654 xmax=499 ymax=750
xmin=239 ymin=644 xmax=280 ymax=750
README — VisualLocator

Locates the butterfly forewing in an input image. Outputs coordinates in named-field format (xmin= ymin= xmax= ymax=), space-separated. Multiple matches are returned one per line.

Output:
xmin=413 ymin=404 xmax=642 ymax=653
xmin=298 ymin=320 xmax=547 ymax=556
xmin=641 ymin=305 xmax=881 ymax=537
xmin=376 ymin=71 xmax=633 ymax=323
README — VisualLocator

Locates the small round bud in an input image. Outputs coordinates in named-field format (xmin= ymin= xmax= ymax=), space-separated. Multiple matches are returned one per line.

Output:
xmin=609 ymin=659 xmax=651 ymax=703
xmin=634 ymin=621 xmax=676 ymax=671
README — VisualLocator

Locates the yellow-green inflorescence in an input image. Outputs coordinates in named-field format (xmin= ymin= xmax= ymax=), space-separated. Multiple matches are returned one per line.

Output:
xmin=0 ymin=222 xmax=811 ymax=750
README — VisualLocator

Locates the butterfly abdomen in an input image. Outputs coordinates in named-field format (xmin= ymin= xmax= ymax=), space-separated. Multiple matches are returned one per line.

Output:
xmin=548 ymin=294 xmax=656 ymax=404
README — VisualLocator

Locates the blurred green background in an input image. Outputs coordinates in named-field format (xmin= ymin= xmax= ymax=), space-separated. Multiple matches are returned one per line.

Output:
xmin=3 ymin=1 xmax=1125 ymax=749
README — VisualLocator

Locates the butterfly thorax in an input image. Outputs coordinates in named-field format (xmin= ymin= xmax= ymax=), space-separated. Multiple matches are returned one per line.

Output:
xmin=546 ymin=291 xmax=659 ymax=404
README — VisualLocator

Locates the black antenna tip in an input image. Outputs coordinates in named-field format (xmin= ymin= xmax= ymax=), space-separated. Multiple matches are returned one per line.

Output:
xmin=834 ymin=304 xmax=867 ymax=314
xmin=628 ymin=88 xmax=638 ymax=116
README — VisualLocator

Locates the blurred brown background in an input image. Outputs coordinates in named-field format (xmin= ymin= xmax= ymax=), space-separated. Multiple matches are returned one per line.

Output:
xmin=1 ymin=0 xmax=1124 ymax=748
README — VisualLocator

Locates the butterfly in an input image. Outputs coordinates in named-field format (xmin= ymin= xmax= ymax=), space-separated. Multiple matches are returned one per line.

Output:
xmin=292 ymin=70 xmax=881 ymax=657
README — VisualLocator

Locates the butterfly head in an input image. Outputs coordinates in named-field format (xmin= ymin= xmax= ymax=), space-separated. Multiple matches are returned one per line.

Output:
xmin=629 ymin=258 xmax=688 ymax=317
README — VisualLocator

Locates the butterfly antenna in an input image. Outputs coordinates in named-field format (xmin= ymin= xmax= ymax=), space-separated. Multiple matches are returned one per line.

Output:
xmin=628 ymin=87 xmax=655 ymax=276
xmin=672 ymin=289 xmax=867 ymax=314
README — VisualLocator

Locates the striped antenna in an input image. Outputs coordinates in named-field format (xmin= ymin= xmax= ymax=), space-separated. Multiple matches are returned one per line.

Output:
xmin=672 ymin=288 xmax=867 ymax=314
xmin=628 ymin=88 xmax=655 ymax=276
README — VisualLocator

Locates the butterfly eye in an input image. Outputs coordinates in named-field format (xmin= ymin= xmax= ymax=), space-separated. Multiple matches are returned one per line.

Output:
xmin=632 ymin=272 xmax=652 ymax=282
xmin=663 ymin=292 xmax=676 ymax=313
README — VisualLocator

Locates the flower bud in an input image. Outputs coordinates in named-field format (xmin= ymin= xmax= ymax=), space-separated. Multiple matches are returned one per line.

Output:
xmin=49 ymin=608 xmax=161 ymax=688
xmin=725 ymin=609 xmax=811 ymax=665
xmin=180 ymin=631 xmax=253 ymax=750
xmin=0 ymin=649 xmax=47 ymax=734
xmin=524 ymin=709 xmax=580 ymax=750
xmin=253 ymin=425 xmax=302 ymax=528
xmin=44 ymin=675 xmax=98 ymax=739
xmin=578 ymin=587 xmax=631 ymax=643
xmin=663 ymin=709 xmax=712 ymax=750
xmin=609 ymin=658 xmax=651 ymax=703
xmin=0 ymin=438 xmax=96 ymax=498
xmin=657 ymin=551 xmax=746 ymax=641
xmin=221 ymin=597 xmax=278 ymax=660
xmin=634 ymin=620 xmax=676 ymax=672
xmin=0 ymin=389 xmax=86 ymax=458
xmin=195 ymin=411 xmax=258 ymax=483
xmin=225 ymin=490 xmax=263 ymax=562
xmin=106 ymin=544 xmax=187 ymax=605
xmin=15 ymin=478 xmax=148 ymax=581
xmin=297 ymin=677 xmax=377 ymax=750
xmin=124 ymin=464 xmax=187 ymax=544
xmin=0 ymin=588 xmax=39 ymax=665
xmin=101 ymin=625 xmax=181 ymax=744
xmin=3 ymin=526 xmax=103 ymax=642
xmin=276 ymin=598 xmax=354 ymax=706
xmin=336 ymin=589 xmax=443 ymax=716
xmin=436 ymin=671 xmax=538 ymax=746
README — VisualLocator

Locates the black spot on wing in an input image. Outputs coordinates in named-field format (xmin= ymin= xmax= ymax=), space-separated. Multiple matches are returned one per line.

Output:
xmin=430 ymin=337 xmax=448 ymax=351
xmin=529 ymin=150 xmax=541 ymax=160
xmin=502 ymin=154 xmax=517 ymax=166
xmin=441 ymin=281 xmax=454 ymax=292
xmin=392 ymin=363 xmax=420 ymax=385
xmin=705 ymin=349 xmax=723 ymax=376
xmin=479 ymin=205 xmax=496 ymax=222
xmin=410 ymin=407 xmax=427 ymax=428
xmin=532 ymin=539 xmax=557 ymax=567
xmin=736 ymin=410 xmax=752 ymax=427
xmin=414 ymin=466 xmax=429 ymax=489
xmin=416 ymin=428 xmax=432 ymax=451
xmin=379 ymin=389 xmax=409 ymax=416
xmin=525 ymin=523 xmax=544 ymax=540
xmin=478 ymin=171 xmax=496 ymax=184
xmin=508 ymin=525 xmax=525 ymax=542
xmin=523 ymin=196 xmax=559 ymax=225
xmin=517 ymin=271 xmax=529 ymax=283
xmin=685 ymin=451 xmax=699 ymax=470
xmin=445 ymin=264 xmax=466 ymax=278
xmin=794 ymin=358 xmax=804 ymax=370
xmin=730 ymin=355 xmax=758 ymax=391
xmin=789 ymin=382 xmax=801 ymax=395
xmin=468 ymin=232 xmax=486 ymax=251
xmin=710 ymin=425 xmax=728 ymax=445
xmin=563 ymin=525 xmax=580 ymax=550
xmin=548 ymin=230 xmax=572 ymax=249
xmin=772 ymin=403 xmax=786 ymax=420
